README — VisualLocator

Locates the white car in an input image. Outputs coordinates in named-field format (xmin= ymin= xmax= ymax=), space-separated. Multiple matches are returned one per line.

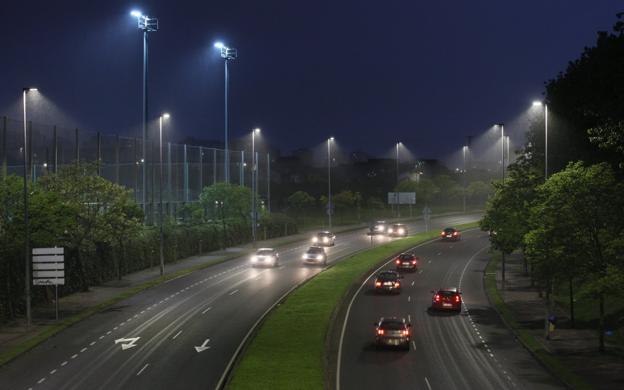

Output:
xmin=312 ymin=231 xmax=336 ymax=246
xmin=251 ymin=248 xmax=279 ymax=267
xmin=302 ymin=246 xmax=328 ymax=266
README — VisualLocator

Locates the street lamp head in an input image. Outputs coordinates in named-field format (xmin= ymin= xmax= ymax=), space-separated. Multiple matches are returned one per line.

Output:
xmin=253 ymin=128 xmax=261 ymax=134
xmin=494 ymin=123 xmax=504 ymax=127
xmin=162 ymin=113 xmax=170 ymax=119
xmin=329 ymin=137 xmax=335 ymax=141
xmin=130 ymin=10 xmax=142 ymax=18
xmin=214 ymin=41 xmax=225 ymax=49
xmin=23 ymin=87 xmax=37 ymax=92
xmin=532 ymin=100 xmax=543 ymax=107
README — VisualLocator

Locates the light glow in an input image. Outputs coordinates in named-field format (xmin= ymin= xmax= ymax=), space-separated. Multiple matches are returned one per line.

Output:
xmin=214 ymin=42 xmax=225 ymax=49
xmin=162 ymin=113 xmax=170 ymax=119
xmin=130 ymin=10 xmax=142 ymax=18
xmin=532 ymin=101 xmax=543 ymax=107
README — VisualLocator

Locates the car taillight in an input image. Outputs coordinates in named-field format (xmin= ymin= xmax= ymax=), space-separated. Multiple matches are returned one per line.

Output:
xmin=440 ymin=231 xmax=445 ymax=236
xmin=402 ymin=329 xmax=409 ymax=336
xmin=395 ymin=282 xmax=400 ymax=287
xmin=377 ymin=329 xmax=384 ymax=335
xmin=411 ymin=260 xmax=417 ymax=265
xmin=375 ymin=281 xmax=381 ymax=287
xmin=434 ymin=294 xmax=440 ymax=302
xmin=453 ymin=232 xmax=458 ymax=236
xmin=455 ymin=295 xmax=461 ymax=303
xmin=395 ymin=259 xmax=401 ymax=265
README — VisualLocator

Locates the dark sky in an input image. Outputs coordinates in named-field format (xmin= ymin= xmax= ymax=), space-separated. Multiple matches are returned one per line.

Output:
xmin=1 ymin=1 xmax=621 ymax=159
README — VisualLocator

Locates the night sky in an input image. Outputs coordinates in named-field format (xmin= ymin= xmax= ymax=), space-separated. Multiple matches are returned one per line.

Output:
xmin=1 ymin=1 xmax=621 ymax=160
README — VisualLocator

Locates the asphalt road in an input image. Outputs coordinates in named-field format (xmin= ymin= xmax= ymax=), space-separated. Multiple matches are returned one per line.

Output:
xmin=0 ymin=214 xmax=479 ymax=390
xmin=337 ymin=229 xmax=563 ymax=390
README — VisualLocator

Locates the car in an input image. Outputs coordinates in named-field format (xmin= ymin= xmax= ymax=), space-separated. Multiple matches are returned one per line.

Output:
xmin=250 ymin=248 xmax=280 ymax=267
xmin=431 ymin=287 xmax=462 ymax=312
xmin=440 ymin=227 xmax=461 ymax=241
xmin=374 ymin=270 xmax=402 ymax=294
xmin=302 ymin=246 xmax=327 ymax=265
xmin=312 ymin=231 xmax=336 ymax=246
xmin=374 ymin=317 xmax=412 ymax=350
xmin=394 ymin=253 xmax=419 ymax=272
xmin=387 ymin=223 xmax=408 ymax=237
xmin=370 ymin=220 xmax=388 ymax=235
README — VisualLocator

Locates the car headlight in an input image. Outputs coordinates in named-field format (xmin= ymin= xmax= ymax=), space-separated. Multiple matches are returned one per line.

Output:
xmin=312 ymin=237 xmax=318 ymax=243
xmin=398 ymin=229 xmax=405 ymax=234
xmin=302 ymin=254 xmax=307 ymax=259
xmin=323 ymin=237 xmax=328 ymax=243
xmin=316 ymin=255 xmax=323 ymax=260
xmin=388 ymin=228 xmax=393 ymax=233
xmin=251 ymin=256 xmax=258 ymax=262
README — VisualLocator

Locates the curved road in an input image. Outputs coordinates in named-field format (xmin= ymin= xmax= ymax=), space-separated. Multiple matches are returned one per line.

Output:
xmin=337 ymin=229 xmax=563 ymax=390
xmin=0 ymin=214 xmax=479 ymax=390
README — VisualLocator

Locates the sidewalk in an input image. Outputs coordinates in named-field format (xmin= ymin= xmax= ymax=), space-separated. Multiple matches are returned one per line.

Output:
xmin=493 ymin=252 xmax=624 ymax=389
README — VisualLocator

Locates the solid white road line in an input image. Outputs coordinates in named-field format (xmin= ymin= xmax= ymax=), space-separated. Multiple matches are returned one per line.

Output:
xmin=172 ymin=330 xmax=182 ymax=340
xmin=136 ymin=363 xmax=149 ymax=376
xmin=202 ymin=307 xmax=212 ymax=314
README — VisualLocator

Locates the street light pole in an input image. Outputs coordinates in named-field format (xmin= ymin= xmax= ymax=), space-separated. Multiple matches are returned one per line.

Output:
xmin=495 ymin=123 xmax=505 ymax=183
xmin=22 ymin=87 xmax=36 ymax=327
xmin=395 ymin=142 xmax=400 ymax=217
xmin=327 ymin=137 xmax=334 ymax=230
xmin=532 ymin=101 xmax=549 ymax=179
xmin=251 ymin=128 xmax=260 ymax=247
xmin=214 ymin=42 xmax=238 ymax=184
xmin=462 ymin=145 xmax=467 ymax=213
xmin=131 ymin=10 xmax=158 ymax=221
xmin=158 ymin=113 xmax=169 ymax=276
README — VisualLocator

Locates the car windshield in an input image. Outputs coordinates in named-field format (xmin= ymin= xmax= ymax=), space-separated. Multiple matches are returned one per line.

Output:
xmin=378 ymin=272 xmax=399 ymax=280
xmin=392 ymin=224 xmax=403 ymax=229
xmin=307 ymin=247 xmax=323 ymax=253
xmin=318 ymin=232 xmax=332 ymax=237
xmin=398 ymin=254 xmax=413 ymax=260
xmin=380 ymin=320 xmax=405 ymax=330
xmin=257 ymin=250 xmax=274 ymax=256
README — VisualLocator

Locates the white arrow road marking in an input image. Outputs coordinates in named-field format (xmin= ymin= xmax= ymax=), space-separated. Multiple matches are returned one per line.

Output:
xmin=195 ymin=338 xmax=211 ymax=353
xmin=115 ymin=337 xmax=140 ymax=350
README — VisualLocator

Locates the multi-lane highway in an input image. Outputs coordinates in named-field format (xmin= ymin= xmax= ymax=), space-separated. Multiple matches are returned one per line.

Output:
xmin=0 ymin=214 xmax=479 ymax=390
xmin=337 ymin=229 xmax=563 ymax=390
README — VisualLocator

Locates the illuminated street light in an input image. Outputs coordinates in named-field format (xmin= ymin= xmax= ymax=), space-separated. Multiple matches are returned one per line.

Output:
xmin=462 ymin=145 xmax=468 ymax=213
xmin=327 ymin=137 xmax=334 ymax=229
xmin=22 ymin=87 xmax=38 ymax=327
xmin=214 ymin=41 xmax=238 ymax=184
xmin=251 ymin=128 xmax=261 ymax=247
xmin=158 ymin=113 xmax=170 ymax=276
xmin=130 ymin=9 xmax=159 ymax=220
xmin=532 ymin=100 xmax=549 ymax=179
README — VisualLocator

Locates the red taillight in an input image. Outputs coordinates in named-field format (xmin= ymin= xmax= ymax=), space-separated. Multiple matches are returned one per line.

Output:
xmin=395 ymin=259 xmax=401 ymax=265
xmin=411 ymin=260 xmax=417 ymax=265
xmin=434 ymin=294 xmax=440 ymax=302
xmin=377 ymin=329 xmax=384 ymax=335
xmin=402 ymin=329 xmax=409 ymax=336
xmin=455 ymin=295 xmax=461 ymax=303
xmin=375 ymin=281 xmax=382 ymax=287
xmin=453 ymin=232 xmax=458 ymax=236
xmin=440 ymin=231 xmax=445 ymax=236
xmin=395 ymin=282 xmax=400 ymax=287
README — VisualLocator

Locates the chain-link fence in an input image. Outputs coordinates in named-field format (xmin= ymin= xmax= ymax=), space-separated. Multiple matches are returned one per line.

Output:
xmin=0 ymin=116 xmax=261 ymax=223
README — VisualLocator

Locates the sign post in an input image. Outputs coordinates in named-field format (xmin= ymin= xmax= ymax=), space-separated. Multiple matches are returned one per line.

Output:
xmin=32 ymin=247 xmax=64 ymax=320
xmin=422 ymin=206 xmax=432 ymax=232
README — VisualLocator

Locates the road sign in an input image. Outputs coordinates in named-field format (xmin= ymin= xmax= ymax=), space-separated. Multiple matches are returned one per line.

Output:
xmin=32 ymin=247 xmax=64 ymax=320
xmin=387 ymin=192 xmax=416 ymax=205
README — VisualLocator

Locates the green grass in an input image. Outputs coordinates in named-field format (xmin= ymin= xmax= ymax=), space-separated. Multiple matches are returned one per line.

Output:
xmin=484 ymin=255 xmax=592 ymax=390
xmin=228 ymin=222 xmax=479 ymax=390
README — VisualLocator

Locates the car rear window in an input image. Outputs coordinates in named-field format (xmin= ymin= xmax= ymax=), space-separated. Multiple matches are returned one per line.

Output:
xmin=444 ymin=228 xmax=455 ymax=233
xmin=378 ymin=272 xmax=399 ymax=280
xmin=380 ymin=321 xmax=405 ymax=330
xmin=398 ymin=254 xmax=414 ymax=260
xmin=438 ymin=290 xmax=458 ymax=297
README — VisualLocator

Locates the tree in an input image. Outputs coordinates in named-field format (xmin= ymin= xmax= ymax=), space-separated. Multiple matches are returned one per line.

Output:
xmin=199 ymin=183 xmax=252 ymax=223
xmin=466 ymin=181 xmax=492 ymax=205
xmin=525 ymin=162 xmax=624 ymax=351
xmin=286 ymin=191 xmax=315 ymax=224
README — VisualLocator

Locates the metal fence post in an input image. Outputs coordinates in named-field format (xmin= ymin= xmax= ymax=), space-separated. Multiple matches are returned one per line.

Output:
xmin=199 ymin=146 xmax=203 ymax=195
xmin=115 ymin=135 xmax=120 ymax=184
xmin=240 ymin=150 xmax=245 ymax=186
xmin=134 ymin=137 xmax=139 ymax=203
xmin=53 ymin=125 xmax=58 ymax=174
xmin=1 ymin=116 xmax=6 ymax=179
xmin=267 ymin=152 xmax=271 ymax=213
xmin=96 ymin=131 xmax=102 ymax=176
xmin=28 ymin=122 xmax=33 ymax=182
xmin=74 ymin=128 xmax=79 ymax=165
xmin=213 ymin=148 xmax=217 ymax=184
xmin=183 ymin=144 xmax=189 ymax=202
xmin=167 ymin=142 xmax=172 ymax=215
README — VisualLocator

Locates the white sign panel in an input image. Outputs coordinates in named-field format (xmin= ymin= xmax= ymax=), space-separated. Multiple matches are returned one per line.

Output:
xmin=32 ymin=247 xmax=65 ymax=286
xmin=387 ymin=192 xmax=416 ymax=205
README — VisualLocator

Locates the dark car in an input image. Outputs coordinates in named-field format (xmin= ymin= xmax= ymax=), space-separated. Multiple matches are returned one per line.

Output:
xmin=431 ymin=287 xmax=462 ymax=312
xmin=387 ymin=223 xmax=408 ymax=237
xmin=394 ymin=253 xmax=419 ymax=272
xmin=374 ymin=317 xmax=411 ymax=350
xmin=312 ymin=231 xmax=336 ymax=246
xmin=370 ymin=220 xmax=388 ymax=235
xmin=374 ymin=271 xmax=402 ymax=294
xmin=440 ymin=227 xmax=461 ymax=241
xmin=250 ymin=248 xmax=279 ymax=267
xmin=302 ymin=246 xmax=327 ymax=265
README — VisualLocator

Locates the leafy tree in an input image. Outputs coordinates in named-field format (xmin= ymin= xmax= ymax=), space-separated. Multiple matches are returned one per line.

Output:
xmin=286 ymin=191 xmax=315 ymax=223
xmin=199 ymin=183 xmax=252 ymax=223
xmin=466 ymin=181 xmax=492 ymax=204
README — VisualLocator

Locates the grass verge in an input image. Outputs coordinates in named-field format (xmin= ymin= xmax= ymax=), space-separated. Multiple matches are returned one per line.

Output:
xmin=483 ymin=255 xmax=592 ymax=390
xmin=227 ymin=222 xmax=479 ymax=390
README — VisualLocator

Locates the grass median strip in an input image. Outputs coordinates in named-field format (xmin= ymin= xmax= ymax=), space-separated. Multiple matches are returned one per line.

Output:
xmin=228 ymin=222 xmax=479 ymax=390
xmin=483 ymin=254 xmax=592 ymax=390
